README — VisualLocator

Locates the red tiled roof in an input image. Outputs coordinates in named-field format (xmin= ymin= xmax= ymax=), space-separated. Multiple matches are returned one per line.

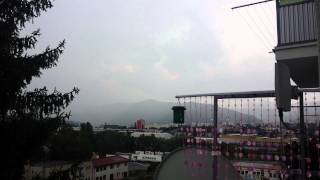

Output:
xmin=93 ymin=156 xmax=129 ymax=167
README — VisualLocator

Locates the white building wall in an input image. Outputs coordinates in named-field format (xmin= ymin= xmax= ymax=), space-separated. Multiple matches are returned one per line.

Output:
xmin=131 ymin=152 xmax=162 ymax=162
xmin=131 ymin=132 xmax=173 ymax=139
xmin=93 ymin=162 xmax=128 ymax=180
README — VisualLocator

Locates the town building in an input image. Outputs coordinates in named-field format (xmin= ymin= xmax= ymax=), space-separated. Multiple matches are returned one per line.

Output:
xmin=24 ymin=161 xmax=73 ymax=180
xmin=24 ymin=156 xmax=129 ymax=180
xmin=232 ymin=161 xmax=284 ymax=180
xmin=145 ymin=123 xmax=175 ymax=129
xmin=81 ymin=161 xmax=93 ymax=180
xmin=135 ymin=119 xmax=145 ymax=129
xmin=131 ymin=151 xmax=164 ymax=163
xmin=93 ymin=156 xmax=129 ymax=180
xmin=130 ymin=132 xmax=173 ymax=139
xmin=128 ymin=161 xmax=150 ymax=172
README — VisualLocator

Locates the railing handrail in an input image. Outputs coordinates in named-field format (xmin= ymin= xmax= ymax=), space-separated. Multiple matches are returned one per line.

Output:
xmin=278 ymin=0 xmax=314 ymax=7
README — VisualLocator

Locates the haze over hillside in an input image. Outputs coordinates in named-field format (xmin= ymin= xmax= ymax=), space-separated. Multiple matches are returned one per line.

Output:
xmin=70 ymin=99 xmax=264 ymax=126
xmin=71 ymin=100 xmax=172 ymax=126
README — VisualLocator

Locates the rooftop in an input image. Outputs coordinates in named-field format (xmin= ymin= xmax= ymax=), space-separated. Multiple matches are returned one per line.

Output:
xmin=93 ymin=156 xmax=128 ymax=168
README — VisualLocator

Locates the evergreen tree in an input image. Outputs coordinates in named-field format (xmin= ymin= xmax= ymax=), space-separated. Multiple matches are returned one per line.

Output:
xmin=0 ymin=0 xmax=79 ymax=179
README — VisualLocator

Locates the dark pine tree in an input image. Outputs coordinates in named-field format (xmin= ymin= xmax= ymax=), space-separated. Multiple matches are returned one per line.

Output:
xmin=0 ymin=0 xmax=79 ymax=179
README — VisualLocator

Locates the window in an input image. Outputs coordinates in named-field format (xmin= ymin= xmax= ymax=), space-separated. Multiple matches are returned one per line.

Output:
xmin=123 ymin=172 xmax=127 ymax=177
xmin=96 ymin=168 xmax=99 ymax=172
xmin=103 ymin=175 xmax=106 ymax=180
xmin=96 ymin=177 xmax=98 ymax=180
xmin=116 ymin=164 xmax=120 ymax=168
xmin=110 ymin=164 xmax=114 ymax=169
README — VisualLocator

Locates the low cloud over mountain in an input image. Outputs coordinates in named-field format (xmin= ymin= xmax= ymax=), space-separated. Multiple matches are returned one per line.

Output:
xmin=71 ymin=99 xmax=260 ymax=126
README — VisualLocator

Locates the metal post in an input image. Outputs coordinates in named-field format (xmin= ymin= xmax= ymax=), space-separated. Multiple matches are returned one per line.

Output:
xmin=299 ymin=92 xmax=306 ymax=180
xmin=316 ymin=0 xmax=320 ymax=86
xmin=280 ymin=116 xmax=284 ymax=155
xmin=213 ymin=97 xmax=218 ymax=180
xmin=276 ymin=0 xmax=281 ymax=46
xmin=214 ymin=97 xmax=218 ymax=146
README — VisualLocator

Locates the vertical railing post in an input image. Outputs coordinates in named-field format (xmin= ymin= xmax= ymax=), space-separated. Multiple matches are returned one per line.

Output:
xmin=213 ymin=96 xmax=218 ymax=180
xmin=214 ymin=97 xmax=218 ymax=147
xmin=316 ymin=0 xmax=320 ymax=86
xmin=299 ymin=92 xmax=306 ymax=180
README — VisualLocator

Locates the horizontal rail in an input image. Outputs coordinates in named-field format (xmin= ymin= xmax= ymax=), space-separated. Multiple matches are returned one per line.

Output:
xmin=175 ymin=90 xmax=275 ymax=99
xmin=175 ymin=88 xmax=320 ymax=99
xmin=299 ymin=88 xmax=320 ymax=92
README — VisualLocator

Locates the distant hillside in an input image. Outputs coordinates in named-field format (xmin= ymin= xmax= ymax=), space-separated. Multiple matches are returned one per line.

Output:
xmin=70 ymin=99 xmax=260 ymax=126
xmin=71 ymin=100 xmax=172 ymax=126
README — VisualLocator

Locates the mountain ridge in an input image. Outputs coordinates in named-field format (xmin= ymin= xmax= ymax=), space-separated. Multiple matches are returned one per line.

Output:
xmin=70 ymin=99 xmax=260 ymax=126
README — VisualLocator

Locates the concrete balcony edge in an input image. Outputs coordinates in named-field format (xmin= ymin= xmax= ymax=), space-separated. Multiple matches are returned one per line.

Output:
xmin=274 ymin=41 xmax=318 ymax=61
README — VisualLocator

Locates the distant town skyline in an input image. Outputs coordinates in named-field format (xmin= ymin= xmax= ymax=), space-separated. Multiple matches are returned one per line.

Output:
xmin=26 ymin=0 xmax=277 ymax=112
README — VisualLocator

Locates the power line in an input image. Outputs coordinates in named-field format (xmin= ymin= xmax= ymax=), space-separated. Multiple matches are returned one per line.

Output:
xmin=253 ymin=4 xmax=277 ymax=45
xmin=242 ymin=8 xmax=275 ymax=48
xmin=264 ymin=2 xmax=278 ymax=32
xmin=235 ymin=9 xmax=272 ymax=51
xmin=231 ymin=0 xmax=278 ymax=48
xmin=259 ymin=3 xmax=277 ymax=37
xmin=244 ymin=8 xmax=274 ymax=46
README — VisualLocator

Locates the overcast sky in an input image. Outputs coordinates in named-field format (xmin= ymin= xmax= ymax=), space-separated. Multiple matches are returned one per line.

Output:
xmin=26 ymin=0 xmax=278 ymax=111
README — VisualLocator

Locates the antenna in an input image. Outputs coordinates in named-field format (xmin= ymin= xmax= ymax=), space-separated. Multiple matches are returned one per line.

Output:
xmin=231 ymin=0 xmax=274 ymax=10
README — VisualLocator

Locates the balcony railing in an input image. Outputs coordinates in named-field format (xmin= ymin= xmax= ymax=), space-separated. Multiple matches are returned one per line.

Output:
xmin=277 ymin=0 xmax=318 ymax=46
xmin=174 ymin=90 xmax=320 ymax=179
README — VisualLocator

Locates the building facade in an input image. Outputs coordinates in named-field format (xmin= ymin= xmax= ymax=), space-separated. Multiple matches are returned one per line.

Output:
xmin=24 ymin=161 xmax=73 ymax=180
xmin=232 ymin=161 xmax=284 ymax=180
xmin=130 ymin=132 xmax=173 ymax=139
xmin=24 ymin=156 xmax=129 ymax=180
xmin=135 ymin=119 xmax=145 ymax=129
xmin=131 ymin=151 xmax=163 ymax=163
xmin=93 ymin=156 xmax=129 ymax=180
